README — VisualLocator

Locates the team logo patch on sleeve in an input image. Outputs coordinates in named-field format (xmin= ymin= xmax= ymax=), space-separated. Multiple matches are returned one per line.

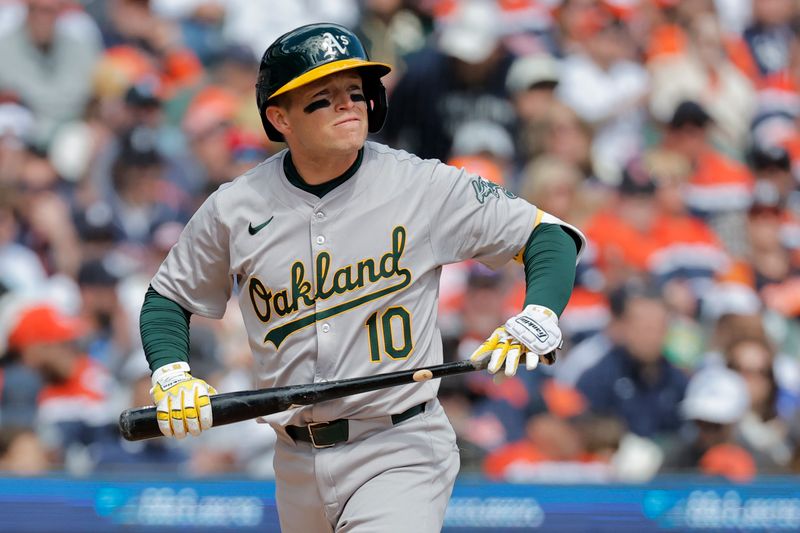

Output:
xmin=514 ymin=316 xmax=549 ymax=342
xmin=471 ymin=176 xmax=517 ymax=204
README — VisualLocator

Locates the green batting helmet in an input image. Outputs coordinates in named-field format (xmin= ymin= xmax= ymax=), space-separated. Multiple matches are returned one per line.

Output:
xmin=256 ymin=23 xmax=392 ymax=142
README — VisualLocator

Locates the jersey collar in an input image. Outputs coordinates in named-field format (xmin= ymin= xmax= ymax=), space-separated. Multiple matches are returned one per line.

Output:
xmin=283 ymin=148 xmax=364 ymax=199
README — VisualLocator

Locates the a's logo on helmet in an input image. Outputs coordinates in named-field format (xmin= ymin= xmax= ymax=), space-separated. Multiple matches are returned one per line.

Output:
xmin=321 ymin=32 xmax=349 ymax=59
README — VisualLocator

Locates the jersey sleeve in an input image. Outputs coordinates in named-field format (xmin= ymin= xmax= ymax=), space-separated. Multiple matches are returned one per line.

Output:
xmin=426 ymin=163 xmax=540 ymax=269
xmin=150 ymin=190 xmax=232 ymax=319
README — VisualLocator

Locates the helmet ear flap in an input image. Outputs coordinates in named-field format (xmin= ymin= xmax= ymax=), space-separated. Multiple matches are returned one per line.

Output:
xmin=364 ymin=77 xmax=388 ymax=134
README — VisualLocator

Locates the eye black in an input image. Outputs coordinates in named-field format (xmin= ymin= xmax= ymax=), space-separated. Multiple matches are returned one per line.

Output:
xmin=303 ymin=99 xmax=331 ymax=114
xmin=351 ymin=93 xmax=365 ymax=102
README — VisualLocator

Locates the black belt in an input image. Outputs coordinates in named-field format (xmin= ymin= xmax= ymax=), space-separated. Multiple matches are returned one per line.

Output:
xmin=286 ymin=403 xmax=426 ymax=448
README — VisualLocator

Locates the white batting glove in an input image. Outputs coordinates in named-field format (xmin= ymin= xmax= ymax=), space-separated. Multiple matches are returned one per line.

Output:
xmin=150 ymin=362 xmax=217 ymax=439
xmin=470 ymin=305 xmax=563 ymax=377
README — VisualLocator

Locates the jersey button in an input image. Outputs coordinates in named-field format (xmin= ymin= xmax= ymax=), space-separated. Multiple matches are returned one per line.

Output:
xmin=316 ymin=235 xmax=325 ymax=245
xmin=315 ymin=212 xmax=325 ymax=219
xmin=321 ymin=323 xmax=330 ymax=333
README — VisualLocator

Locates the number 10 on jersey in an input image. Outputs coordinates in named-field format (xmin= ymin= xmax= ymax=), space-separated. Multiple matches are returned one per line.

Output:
xmin=365 ymin=306 xmax=413 ymax=362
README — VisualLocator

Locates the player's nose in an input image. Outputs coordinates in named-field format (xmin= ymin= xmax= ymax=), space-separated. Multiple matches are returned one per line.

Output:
xmin=334 ymin=91 xmax=356 ymax=111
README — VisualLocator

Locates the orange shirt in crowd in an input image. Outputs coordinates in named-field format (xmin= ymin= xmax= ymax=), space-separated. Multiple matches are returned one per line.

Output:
xmin=685 ymin=150 xmax=754 ymax=214
xmin=37 ymin=356 xmax=109 ymax=425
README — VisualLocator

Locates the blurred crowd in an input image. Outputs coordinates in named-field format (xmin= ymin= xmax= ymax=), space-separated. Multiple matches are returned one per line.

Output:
xmin=1 ymin=0 xmax=800 ymax=485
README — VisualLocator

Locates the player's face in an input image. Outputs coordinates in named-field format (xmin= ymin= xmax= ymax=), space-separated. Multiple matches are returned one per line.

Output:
xmin=279 ymin=71 xmax=369 ymax=156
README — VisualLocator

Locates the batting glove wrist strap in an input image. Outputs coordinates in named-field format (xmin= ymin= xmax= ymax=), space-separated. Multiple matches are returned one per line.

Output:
xmin=151 ymin=362 xmax=192 ymax=390
xmin=504 ymin=304 xmax=563 ymax=358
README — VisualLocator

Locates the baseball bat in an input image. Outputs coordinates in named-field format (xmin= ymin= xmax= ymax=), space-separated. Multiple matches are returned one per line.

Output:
xmin=119 ymin=358 xmax=489 ymax=441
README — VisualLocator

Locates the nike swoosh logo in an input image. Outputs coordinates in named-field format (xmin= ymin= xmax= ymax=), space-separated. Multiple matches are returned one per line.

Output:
xmin=248 ymin=216 xmax=274 ymax=235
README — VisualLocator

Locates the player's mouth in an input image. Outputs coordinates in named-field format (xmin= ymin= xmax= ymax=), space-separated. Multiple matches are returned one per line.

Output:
xmin=334 ymin=116 xmax=361 ymax=127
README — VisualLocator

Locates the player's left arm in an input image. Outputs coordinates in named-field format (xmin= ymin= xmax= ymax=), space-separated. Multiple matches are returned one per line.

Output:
xmin=470 ymin=213 xmax=586 ymax=376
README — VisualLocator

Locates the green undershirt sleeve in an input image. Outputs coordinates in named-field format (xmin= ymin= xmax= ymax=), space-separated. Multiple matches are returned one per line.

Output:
xmin=522 ymin=223 xmax=579 ymax=316
xmin=140 ymin=285 xmax=192 ymax=373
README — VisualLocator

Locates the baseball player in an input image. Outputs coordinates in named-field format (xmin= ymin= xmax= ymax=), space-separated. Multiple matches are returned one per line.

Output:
xmin=139 ymin=23 xmax=585 ymax=532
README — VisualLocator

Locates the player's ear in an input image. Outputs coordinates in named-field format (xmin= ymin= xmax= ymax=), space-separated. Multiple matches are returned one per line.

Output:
xmin=266 ymin=105 xmax=291 ymax=137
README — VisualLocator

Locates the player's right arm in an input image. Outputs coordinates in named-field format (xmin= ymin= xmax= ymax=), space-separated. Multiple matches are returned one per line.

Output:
xmin=139 ymin=189 xmax=232 ymax=438
xmin=140 ymin=286 xmax=217 ymax=438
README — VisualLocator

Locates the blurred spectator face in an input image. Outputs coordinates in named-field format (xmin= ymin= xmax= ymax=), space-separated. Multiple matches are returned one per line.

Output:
xmin=711 ymin=313 xmax=766 ymax=353
xmin=213 ymin=48 xmax=258 ymax=98
xmin=543 ymin=104 xmax=592 ymax=171
xmin=587 ymin=21 xmax=631 ymax=66
xmin=462 ymin=266 xmax=507 ymax=340
xmin=514 ymin=86 xmax=557 ymax=123
xmin=525 ymin=413 xmax=584 ymax=462
xmin=747 ymin=203 xmax=783 ymax=251
xmin=10 ymin=306 xmax=84 ymax=384
xmin=648 ymin=149 xmax=692 ymax=216
xmin=0 ymin=429 xmax=50 ymax=475
xmin=365 ymin=0 xmax=403 ymax=17
xmin=752 ymin=0 xmax=795 ymax=26
xmin=113 ymin=157 xmax=162 ymax=206
xmin=0 ymin=191 xmax=18 ymax=245
xmin=688 ymin=15 xmax=726 ymax=68
xmin=695 ymin=420 xmax=734 ymax=449
xmin=189 ymin=123 xmax=233 ymax=185
xmin=519 ymin=156 xmax=581 ymax=221
xmin=752 ymin=146 xmax=793 ymax=203
xmin=78 ymin=260 xmax=120 ymax=332
xmin=727 ymin=339 xmax=775 ymax=414
xmin=109 ymin=0 xmax=155 ymax=42
xmin=26 ymin=0 xmax=63 ymax=48
xmin=654 ymin=172 xmax=687 ymax=215
xmin=620 ymin=194 xmax=657 ymax=233
xmin=19 ymin=147 xmax=59 ymax=194
xmin=619 ymin=296 xmax=669 ymax=364
xmin=668 ymin=124 xmax=708 ymax=161
xmin=19 ymin=340 xmax=78 ymax=383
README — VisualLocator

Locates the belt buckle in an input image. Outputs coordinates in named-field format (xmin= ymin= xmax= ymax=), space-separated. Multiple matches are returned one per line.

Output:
xmin=307 ymin=421 xmax=335 ymax=449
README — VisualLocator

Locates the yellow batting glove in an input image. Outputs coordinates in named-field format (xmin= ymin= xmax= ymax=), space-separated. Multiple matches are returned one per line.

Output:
xmin=470 ymin=305 xmax=563 ymax=377
xmin=150 ymin=362 xmax=217 ymax=439
xmin=469 ymin=326 xmax=527 ymax=377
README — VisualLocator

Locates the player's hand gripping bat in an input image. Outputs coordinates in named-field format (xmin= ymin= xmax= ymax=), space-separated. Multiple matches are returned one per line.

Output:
xmin=119 ymin=358 xmax=491 ymax=441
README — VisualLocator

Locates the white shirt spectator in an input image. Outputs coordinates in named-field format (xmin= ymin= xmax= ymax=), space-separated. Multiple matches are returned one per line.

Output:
xmin=557 ymin=53 xmax=649 ymax=184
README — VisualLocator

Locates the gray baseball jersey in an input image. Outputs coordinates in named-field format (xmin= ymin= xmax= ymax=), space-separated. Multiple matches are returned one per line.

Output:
xmin=150 ymin=141 xmax=543 ymax=428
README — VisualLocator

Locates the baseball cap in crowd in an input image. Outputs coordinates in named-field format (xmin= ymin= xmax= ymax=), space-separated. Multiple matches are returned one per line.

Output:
xmin=700 ymin=281 xmax=761 ymax=321
xmin=750 ymin=144 xmax=791 ymax=172
xmin=438 ymin=0 xmax=502 ymax=64
xmin=669 ymin=100 xmax=712 ymax=129
xmin=506 ymin=54 xmax=560 ymax=94
xmin=227 ymin=128 xmax=268 ymax=164
xmin=183 ymin=86 xmax=239 ymax=137
xmin=93 ymin=46 xmax=157 ymax=99
xmin=680 ymin=366 xmax=750 ymax=424
xmin=618 ymin=159 xmax=657 ymax=196
xmin=451 ymin=120 xmax=515 ymax=161
xmin=117 ymin=126 xmax=162 ymax=167
xmin=77 ymin=258 xmax=119 ymax=287
xmin=7 ymin=304 xmax=86 ymax=351
xmin=124 ymin=78 xmax=162 ymax=108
